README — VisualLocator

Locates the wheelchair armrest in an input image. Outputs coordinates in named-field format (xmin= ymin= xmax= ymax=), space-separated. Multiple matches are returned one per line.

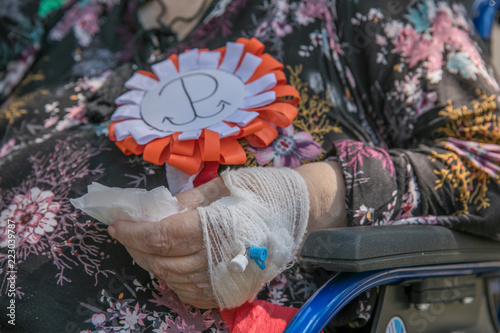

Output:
xmin=300 ymin=225 xmax=500 ymax=272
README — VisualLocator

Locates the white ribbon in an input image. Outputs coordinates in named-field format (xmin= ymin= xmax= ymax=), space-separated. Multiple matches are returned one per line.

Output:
xmin=124 ymin=72 xmax=158 ymax=91
xmin=114 ymin=119 xmax=172 ymax=144
xmin=241 ymin=91 xmax=276 ymax=109
xmin=219 ymin=42 xmax=244 ymax=74
xmin=115 ymin=90 xmax=145 ymax=106
xmin=207 ymin=122 xmax=241 ymax=138
xmin=224 ymin=110 xmax=259 ymax=126
xmin=199 ymin=51 xmax=222 ymax=69
xmin=111 ymin=105 xmax=141 ymax=121
xmin=178 ymin=48 xmax=200 ymax=73
xmin=244 ymin=73 xmax=277 ymax=97
xmin=178 ymin=129 xmax=202 ymax=141
xmin=234 ymin=53 xmax=262 ymax=83
xmin=151 ymin=59 xmax=179 ymax=81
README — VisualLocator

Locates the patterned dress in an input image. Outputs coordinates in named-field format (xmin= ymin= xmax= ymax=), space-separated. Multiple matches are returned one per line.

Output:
xmin=1 ymin=0 xmax=499 ymax=331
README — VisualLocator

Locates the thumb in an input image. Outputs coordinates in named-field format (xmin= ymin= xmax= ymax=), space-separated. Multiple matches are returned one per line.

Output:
xmin=175 ymin=176 xmax=229 ymax=211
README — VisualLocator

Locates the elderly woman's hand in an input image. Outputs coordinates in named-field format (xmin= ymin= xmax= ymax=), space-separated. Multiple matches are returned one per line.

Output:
xmin=108 ymin=161 xmax=346 ymax=309
xmin=107 ymin=177 xmax=229 ymax=309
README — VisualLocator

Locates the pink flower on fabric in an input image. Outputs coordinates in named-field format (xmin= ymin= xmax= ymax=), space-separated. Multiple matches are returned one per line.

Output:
xmin=393 ymin=25 xmax=427 ymax=67
xmin=271 ymin=19 xmax=292 ymax=37
xmin=254 ymin=21 xmax=269 ymax=38
xmin=49 ymin=1 xmax=110 ymax=47
xmin=75 ymin=74 xmax=110 ymax=92
xmin=392 ymin=23 xmax=444 ymax=81
xmin=0 ymin=138 xmax=16 ymax=158
xmin=44 ymin=116 xmax=59 ymax=128
xmin=65 ymin=105 xmax=87 ymax=120
xmin=74 ymin=11 xmax=100 ymax=47
xmin=375 ymin=34 xmax=387 ymax=46
xmin=416 ymin=91 xmax=438 ymax=115
xmin=250 ymin=124 xmax=322 ymax=168
xmin=0 ymin=187 xmax=60 ymax=247
xmin=390 ymin=3 xmax=499 ymax=88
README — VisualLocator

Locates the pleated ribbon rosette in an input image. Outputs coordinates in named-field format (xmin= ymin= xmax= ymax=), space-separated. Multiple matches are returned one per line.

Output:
xmin=109 ymin=38 xmax=300 ymax=180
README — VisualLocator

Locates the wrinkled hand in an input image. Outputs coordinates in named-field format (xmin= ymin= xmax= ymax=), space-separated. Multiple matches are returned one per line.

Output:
xmin=108 ymin=177 xmax=229 ymax=309
xmin=108 ymin=161 xmax=347 ymax=309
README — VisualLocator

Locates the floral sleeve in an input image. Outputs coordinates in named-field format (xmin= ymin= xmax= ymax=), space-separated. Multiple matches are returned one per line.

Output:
xmin=334 ymin=0 xmax=500 ymax=239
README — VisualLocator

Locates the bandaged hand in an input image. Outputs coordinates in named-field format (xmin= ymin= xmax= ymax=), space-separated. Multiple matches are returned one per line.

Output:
xmin=107 ymin=176 xmax=228 ymax=309
xmin=108 ymin=161 xmax=346 ymax=309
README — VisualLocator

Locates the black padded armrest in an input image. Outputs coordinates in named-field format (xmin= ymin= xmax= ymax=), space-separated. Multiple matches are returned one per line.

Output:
xmin=300 ymin=225 xmax=500 ymax=272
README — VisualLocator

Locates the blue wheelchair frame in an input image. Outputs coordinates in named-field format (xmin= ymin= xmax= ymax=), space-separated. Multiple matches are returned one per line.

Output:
xmin=285 ymin=262 xmax=500 ymax=332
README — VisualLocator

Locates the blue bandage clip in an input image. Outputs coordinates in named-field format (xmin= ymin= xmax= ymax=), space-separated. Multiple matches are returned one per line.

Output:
xmin=248 ymin=245 xmax=268 ymax=270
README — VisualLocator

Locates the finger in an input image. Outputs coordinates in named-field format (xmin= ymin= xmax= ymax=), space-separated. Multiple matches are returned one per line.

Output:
xmin=154 ymin=270 xmax=208 ymax=284
xmin=127 ymin=248 xmax=208 ymax=280
xmin=175 ymin=177 xmax=229 ymax=211
xmin=166 ymin=281 xmax=213 ymax=299
xmin=109 ymin=210 xmax=203 ymax=256
xmin=178 ymin=297 xmax=217 ymax=309
xmin=167 ymin=282 xmax=214 ymax=308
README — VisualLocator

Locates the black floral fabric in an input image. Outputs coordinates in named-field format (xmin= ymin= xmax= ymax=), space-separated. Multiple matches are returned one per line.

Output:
xmin=1 ymin=0 xmax=500 ymax=332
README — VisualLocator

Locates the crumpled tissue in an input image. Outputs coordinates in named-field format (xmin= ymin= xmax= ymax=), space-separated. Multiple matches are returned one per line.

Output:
xmin=70 ymin=182 xmax=179 ymax=225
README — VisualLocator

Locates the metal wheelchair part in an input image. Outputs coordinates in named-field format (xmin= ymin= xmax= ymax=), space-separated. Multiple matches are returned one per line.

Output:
xmin=284 ymin=262 xmax=500 ymax=333
xmin=371 ymin=275 xmax=497 ymax=333
xmin=286 ymin=226 xmax=500 ymax=332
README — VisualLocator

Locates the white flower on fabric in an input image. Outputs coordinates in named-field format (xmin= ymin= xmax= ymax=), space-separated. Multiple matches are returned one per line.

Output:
xmin=367 ymin=8 xmax=384 ymax=21
xmin=384 ymin=21 xmax=404 ymax=39
xmin=44 ymin=101 xmax=60 ymax=113
xmin=119 ymin=303 xmax=147 ymax=329
xmin=354 ymin=204 xmax=375 ymax=225
xmin=426 ymin=69 xmax=443 ymax=84
xmin=376 ymin=52 xmax=387 ymax=65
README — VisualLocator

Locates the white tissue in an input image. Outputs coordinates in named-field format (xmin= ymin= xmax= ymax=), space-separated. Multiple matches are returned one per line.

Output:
xmin=70 ymin=182 xmax=179 ymax=225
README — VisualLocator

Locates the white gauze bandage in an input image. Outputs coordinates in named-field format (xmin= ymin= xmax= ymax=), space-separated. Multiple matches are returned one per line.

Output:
xmin=197 ymin=167 xmax=310 ymax=309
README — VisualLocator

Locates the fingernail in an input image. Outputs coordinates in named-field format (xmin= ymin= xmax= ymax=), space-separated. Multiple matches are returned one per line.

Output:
xmin=108 ymin=225 xmax=116 ymax=238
